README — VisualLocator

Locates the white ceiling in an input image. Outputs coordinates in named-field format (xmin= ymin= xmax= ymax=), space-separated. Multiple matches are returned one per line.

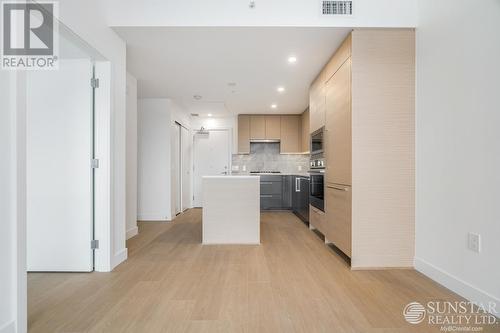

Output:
xmin=114 ymin=27 xmax=351 ymax=116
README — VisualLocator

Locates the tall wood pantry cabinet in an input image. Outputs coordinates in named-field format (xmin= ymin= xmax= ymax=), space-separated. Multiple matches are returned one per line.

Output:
xmin=309 ymin=29 xmax=415 ymax=269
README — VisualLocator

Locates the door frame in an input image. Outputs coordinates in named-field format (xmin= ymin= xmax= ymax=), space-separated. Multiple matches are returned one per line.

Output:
xmin=192 ymin=128 xmax=233 ymax=207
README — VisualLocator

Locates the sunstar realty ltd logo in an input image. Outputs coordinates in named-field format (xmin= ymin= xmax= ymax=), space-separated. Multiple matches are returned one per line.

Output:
xmin=1 ymin=1 xmax=58 ymax=70
xmin=403 ymin=301 xmax=499 ymax=331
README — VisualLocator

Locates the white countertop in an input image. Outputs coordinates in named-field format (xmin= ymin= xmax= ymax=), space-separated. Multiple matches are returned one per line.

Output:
xmin=231 ymin=172 xmax=310 ymax=177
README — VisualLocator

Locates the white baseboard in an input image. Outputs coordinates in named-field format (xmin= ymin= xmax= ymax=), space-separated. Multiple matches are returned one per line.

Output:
xmin=111 ymin=248 xmax=128 ymax=270
xmin=415 ymin=257 xmax=499 ymax=317
xmin=137 ymin=214 xmax=171 ymax=222
xmin=0 ymin=320 xmax=15 ymax=333
xmin=126 ymin=226 xmax=138 ymax=240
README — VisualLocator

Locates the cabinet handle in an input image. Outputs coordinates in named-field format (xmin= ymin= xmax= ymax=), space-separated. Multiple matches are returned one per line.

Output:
xmin=261 ymin=182 xmax=273 ymax=185
xmin=261 ymin=195 xmax=273 ymax=198
xmin=327 ymin=185 xmax=349 ymax=191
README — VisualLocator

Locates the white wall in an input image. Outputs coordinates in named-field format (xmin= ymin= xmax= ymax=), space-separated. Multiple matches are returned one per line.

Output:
xmin=138 ymin=99 xmax=172 ymax=221
xmin=137 ymin=99 xmax=192 ymax=221
xmin=125 ymin=73 xmax=138 ymax=239
xmin=58 ymin=0 xmax=128 ymax=269
xmin=102 ymin=0 xmax=417 ymax=28
xmin=415 ymin=0 xmax=500 ymax=315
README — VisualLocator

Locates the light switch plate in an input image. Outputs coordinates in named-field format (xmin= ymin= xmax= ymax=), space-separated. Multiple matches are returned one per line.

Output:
xmin=468 ymin=233 xmax=481 ymax=253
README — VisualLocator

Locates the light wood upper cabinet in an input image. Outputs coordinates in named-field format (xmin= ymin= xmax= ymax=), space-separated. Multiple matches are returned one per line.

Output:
xmin=309 ymin=73 xmax=326 ymax=133
xmin=250 ymin=115 xmax=266 ymax=139
xmin=280 ymin=115 xmax=300 ymax=153
xmin=237 ymin=115 xmax=250 ymax=154
xmin=300 ymin=109 xmax=310 ymax=152
xmin=324 ymin=184 xmax=352 ymax=257
xmin=325 ymin=58 xmax=352 ymax=186
xmin=324 ymin=34 xmax=352 ymax=82
xmin=265 ymin=115 xmax=281 ymax=140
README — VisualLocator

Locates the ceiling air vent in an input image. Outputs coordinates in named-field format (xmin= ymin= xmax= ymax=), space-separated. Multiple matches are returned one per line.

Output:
xmin=321 ymin=1 xmax=353 ymax=16
xmin=190 ymin=113 xmax=199 ymax=117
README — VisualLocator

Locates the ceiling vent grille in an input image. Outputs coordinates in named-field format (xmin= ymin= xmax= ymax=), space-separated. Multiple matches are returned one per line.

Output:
xmin=321 ymin=1 xmax=353 ymax=15
xmin=190 ymin=113 xmax=199 ymax=117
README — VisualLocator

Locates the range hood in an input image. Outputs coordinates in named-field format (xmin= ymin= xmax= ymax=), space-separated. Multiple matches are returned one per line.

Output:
xmin=250 ymin=139 xmax=280 ymax=143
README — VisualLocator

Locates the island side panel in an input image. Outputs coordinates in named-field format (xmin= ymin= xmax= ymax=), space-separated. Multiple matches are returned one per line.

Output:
xmin=202 ymin=176 xmax=260 ymax=244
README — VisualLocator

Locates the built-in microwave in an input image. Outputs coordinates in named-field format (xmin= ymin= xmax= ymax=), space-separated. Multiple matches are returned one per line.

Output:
xmin=310 ymin=127 xmax=324 ymax=158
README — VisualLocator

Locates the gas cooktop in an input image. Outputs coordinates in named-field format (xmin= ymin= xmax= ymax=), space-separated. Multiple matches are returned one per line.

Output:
xmin=249 ymin=171 xmax=281 ymax=174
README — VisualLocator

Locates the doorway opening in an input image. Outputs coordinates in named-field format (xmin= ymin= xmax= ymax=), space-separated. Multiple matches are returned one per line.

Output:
xmin=26 ymin=22 xmax=108 ymax=273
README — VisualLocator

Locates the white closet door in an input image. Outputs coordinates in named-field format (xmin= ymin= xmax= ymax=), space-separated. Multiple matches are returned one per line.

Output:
xmin=181 ymin=127 xmax=191 ymax=211
xmin=27 ymin=59 xmax=94 ymax=272
xmin=171 ymin=123 xmax=181 ymax=216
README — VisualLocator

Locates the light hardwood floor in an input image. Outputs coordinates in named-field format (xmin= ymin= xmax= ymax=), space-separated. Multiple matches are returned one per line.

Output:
xmin=28 ymin=209 xmax=499 ymax=332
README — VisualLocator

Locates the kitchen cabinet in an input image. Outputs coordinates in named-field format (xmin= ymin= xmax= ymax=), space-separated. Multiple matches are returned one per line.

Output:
xmin=309 ymin=205 xmax=326 ymax=232
xmin=280 ymin=115 xmax=300 ymax=153
xmin=325 ymin=58 xmax=352 ymax=186
xmin=265 ymin=115 xmax=281 ymax=140
xmin=250 ymin=115 xmax=266 ymax=139
xmin=282 ymin=176 xmax=293 ymax=209
xmin=308 ymin=29 xmax=415 ymax=267
xmin=309 ymin=73 xmax=325 ymax=133
xmin=260 ymin=175 xmax=282 ymax=210
xmin=324 ymin=184 xmax=352 ymax=257
xmin=292 ymin=176 xmax=309 ymax=222
xmin=324 ymin=34 xmax=352 ymax=82
xmin=300 ymin=109 xmax=310 ymax=153
xmin=237 ymin=113 xmax=308 ymax=154
xmin=237 ymin=115 xmax=250 ymax=154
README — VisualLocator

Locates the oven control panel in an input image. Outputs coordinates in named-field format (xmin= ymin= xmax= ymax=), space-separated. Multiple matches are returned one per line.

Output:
xmin=310 ymin=158 xmax=325 ymax=169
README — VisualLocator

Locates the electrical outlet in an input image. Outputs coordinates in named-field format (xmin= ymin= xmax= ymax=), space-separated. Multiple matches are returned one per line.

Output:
xmin=298 ymin=165 xmax=303 ymax=171
xmin=242 ymin=165 xmax=246 ymax=172
xmin=468 ymin=233 xmax=481 ymax=253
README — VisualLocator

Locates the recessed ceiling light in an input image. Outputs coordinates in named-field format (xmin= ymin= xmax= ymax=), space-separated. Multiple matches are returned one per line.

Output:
xmin=193 ymin=95 xmax=202 ymax=100
xmin=277 ymin=86 xmax=285 ymax=93
xmin=208 ymin=113 xmax=213 ymax=117
xmin=287 ymin=56 xmax=297 ymax=64
xmin=271 ymin=104 xmax=277 ymax=109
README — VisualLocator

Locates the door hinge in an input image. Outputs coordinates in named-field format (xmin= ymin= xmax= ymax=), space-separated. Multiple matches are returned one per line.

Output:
xmin=91 ymin=158 xmax=99 ymax=169
xmin=91 ymin=239 xmax=99 ymax=250
xmin=91 ymin=77 xmax=99 ymax=88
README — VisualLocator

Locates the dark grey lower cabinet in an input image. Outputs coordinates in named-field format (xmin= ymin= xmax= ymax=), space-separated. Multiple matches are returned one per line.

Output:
xmin=292 ymin=176 xmax=309 ymax=222
xmin=282 ymin=176 xmax=293 ymax=209
xmin=260 ymin=175 xmax=282 ymax=210
xmin=259 ymin=175 xmax=309 ymax=218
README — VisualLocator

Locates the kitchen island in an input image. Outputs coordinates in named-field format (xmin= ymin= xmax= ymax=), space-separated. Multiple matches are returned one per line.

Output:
xmin=202 ymin=176 xmax=260 ymax=244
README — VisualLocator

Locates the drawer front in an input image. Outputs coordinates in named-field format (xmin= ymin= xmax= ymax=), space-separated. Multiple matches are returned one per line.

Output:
xmin=260 ymin=181 xmax=282 ymax=195
xmin=325 ymin=184 xmax=352 ymax=257
xmin=261 ymin=194 xmax=283 ymax=210
xmin=309 ymin=204 xmax=326 ymax=234
xmin=259 ymin=175 xmax=282 ymax=182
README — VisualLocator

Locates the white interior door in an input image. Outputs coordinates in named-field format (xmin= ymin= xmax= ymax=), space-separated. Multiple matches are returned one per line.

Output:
xmin=172 ymin=123 xmax=181 ymax=216
xmin=181 ymin=127 xmax=191 ymax=211
xmin=26 ymin=59 xmax=94 ymax=272
xmin=193 ymin=130 xmax=230 ymax=207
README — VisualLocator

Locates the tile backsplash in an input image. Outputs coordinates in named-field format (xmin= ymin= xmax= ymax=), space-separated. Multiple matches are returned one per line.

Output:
xmin=232 ymin=143 xmax=309 ymax=174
